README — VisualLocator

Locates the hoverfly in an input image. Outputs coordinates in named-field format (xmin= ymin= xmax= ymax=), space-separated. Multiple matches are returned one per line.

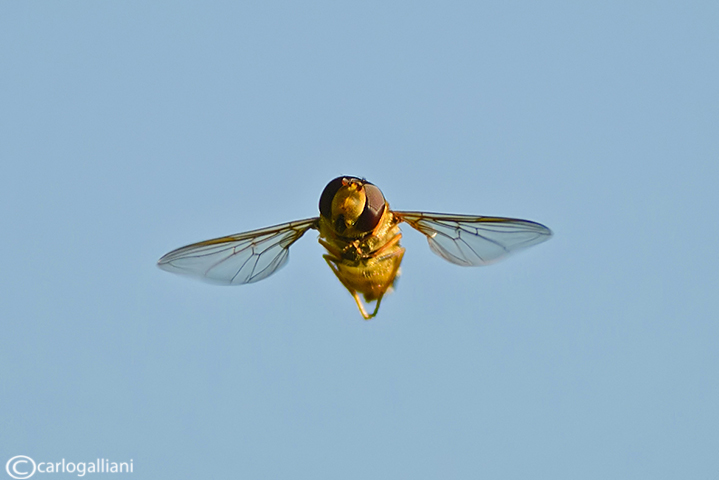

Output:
xmin=158 ymin=176 xmax=552 ymax=319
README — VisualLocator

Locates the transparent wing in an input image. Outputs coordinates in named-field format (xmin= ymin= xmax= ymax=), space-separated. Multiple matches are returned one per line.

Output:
xmin=394 ymin=211 xmax=552 ymax=266
xmin=157 ymin=217 xmax=319 ymax=285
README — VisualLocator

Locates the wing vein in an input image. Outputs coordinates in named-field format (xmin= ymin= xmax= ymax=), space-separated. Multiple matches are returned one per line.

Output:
xmin=157 ymin=217 xmax=319 ymax=285
xmin=395 ymin=211 xmax=551 ymax=266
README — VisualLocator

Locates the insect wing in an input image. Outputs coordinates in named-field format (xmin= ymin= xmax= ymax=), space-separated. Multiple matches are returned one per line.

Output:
xmin=394 ymin=211 xmax=552 ymax=266
xmin=157 ymin=217 xmax=319 ymax=285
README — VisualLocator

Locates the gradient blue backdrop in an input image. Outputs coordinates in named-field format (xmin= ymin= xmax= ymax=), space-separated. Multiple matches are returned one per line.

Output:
xmin=2 ymin=2 xmax=717 ymax=479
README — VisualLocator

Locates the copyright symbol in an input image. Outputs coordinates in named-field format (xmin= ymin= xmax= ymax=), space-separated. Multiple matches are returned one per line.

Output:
xmin=5 ymin=456 xmax=36 ymax=479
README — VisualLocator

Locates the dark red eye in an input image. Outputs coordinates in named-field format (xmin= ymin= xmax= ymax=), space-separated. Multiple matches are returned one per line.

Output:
xmin=319 ymin=177 xmax=346 ymax=219
xmin=319 ymin=176 xmax=365 ymax=219
xmin=354 ymin=183 xmax=386 ymax=232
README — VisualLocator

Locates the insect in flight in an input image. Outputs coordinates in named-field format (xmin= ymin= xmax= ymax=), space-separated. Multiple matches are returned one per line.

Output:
xmin=158 ymin=176 xmax=552 ymax=320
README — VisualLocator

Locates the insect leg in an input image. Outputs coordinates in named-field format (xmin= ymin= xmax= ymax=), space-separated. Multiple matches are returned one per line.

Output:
xmin=318 ymin=237 xmax=343 ymax=257
xmin=323 ymin=254 xmax=373 ymax=319
xmin=360 ymin=245 xmax=404 ymax=320
xmin=351 ymin=290 xmax=375 ymax=320
xmin=371 ymin=231 xmax=402 ymax=257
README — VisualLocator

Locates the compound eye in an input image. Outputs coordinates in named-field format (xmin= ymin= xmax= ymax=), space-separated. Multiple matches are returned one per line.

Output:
xmin=319 ymin=177 xmax=347 ymax=219
xmin=354 ymin=183 xmax=386 ymax=232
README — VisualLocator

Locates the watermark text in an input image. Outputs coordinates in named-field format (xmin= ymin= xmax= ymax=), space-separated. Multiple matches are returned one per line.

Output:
xmin=6 ymin=456 xmax=133 ymax=479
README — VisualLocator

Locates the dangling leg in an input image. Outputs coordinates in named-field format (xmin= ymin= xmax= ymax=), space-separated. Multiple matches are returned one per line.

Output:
xmin=356 ymin=247 xmax=404 ymax=320
xmin=350 ymin=290 xmax=378 ymax=320
xmin=324 ymin=254 xmax=386 ymax=320
xmin=321 ymin=241 xmax=404 ymax=320
xmin=323 ymin=254 xmax=371 ymax=319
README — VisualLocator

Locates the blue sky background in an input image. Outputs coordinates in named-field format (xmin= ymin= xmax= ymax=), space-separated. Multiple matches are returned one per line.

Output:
xmin=2 ymin=2 xmax=718 ymax=479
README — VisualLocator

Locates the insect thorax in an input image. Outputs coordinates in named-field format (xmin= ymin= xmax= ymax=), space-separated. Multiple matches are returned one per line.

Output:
xmin=318 ymin=210 xmax=401 ymax=263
